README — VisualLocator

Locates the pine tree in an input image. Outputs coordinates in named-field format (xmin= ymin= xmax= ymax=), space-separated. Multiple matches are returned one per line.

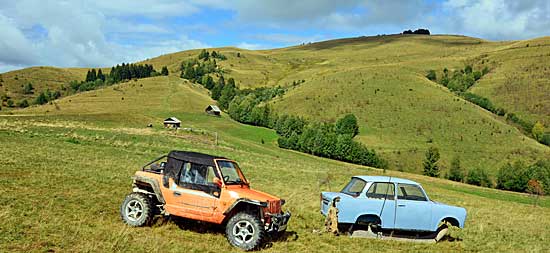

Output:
xmin=90 ymin=69 xmax=97 ymax=81
xmin=85 ymin=70 xmax=92 ymax=82
xmin=97 ymin=69 xmax=105 ymax=81
xmin=423 ymin=147 xmax=440 ymax=177
xmin=219 ymin=81 xmax=237 ymax=110
xmin=161 ymin=66 xmax=169 ymax=76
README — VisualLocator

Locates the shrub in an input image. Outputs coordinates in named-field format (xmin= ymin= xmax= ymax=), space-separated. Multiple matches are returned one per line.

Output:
xmin=34 ymin=92 xmax=49 ymax=105
xmin=17 ymin=99 xmax=29 ymax=108
xmin=532 ymin=122 xmax=545 ymax=142
xmin=464 ymin=65 xmax=473 ymax=74
xmin=527 ymin=179 xmax=544 ymax=206
xmin=466 ymin=168 xmax=492 ymax=187
xmin=473 ymin=71 xmax=482 ymax=81
xmin=23 ymin=83 xmax=34 ymax=94
xmin=335 ymin=114 xmax=359 ymax=137
xmin=541 ymin=133 xmax=550 ymax=146
xmin=448 ymin=156 xmax=464 ymax=182
xmin=426 ymin=70 xmax=437 ymax=81
xmin=496 ymin=162 xmax=529 ymax=192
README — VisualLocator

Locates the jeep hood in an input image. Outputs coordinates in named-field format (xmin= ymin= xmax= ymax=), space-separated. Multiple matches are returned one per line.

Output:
xmin=225 ymin=185 xmax=280 ymax=202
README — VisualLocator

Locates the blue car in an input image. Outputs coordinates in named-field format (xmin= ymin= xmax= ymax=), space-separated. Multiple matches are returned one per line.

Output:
xmin=321 ymin=176 xmax=467 ymax=234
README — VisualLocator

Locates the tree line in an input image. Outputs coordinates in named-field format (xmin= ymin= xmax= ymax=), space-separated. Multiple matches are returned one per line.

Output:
xmin=427 ymin=65 xmax=549 ymax=147
xmin=402 ymin=29 xmax=430 ymax=35
xmin=423 ymin=146 xmax=549 ymax=201
xmin=179 ymin=50 xmax=387 ymax=169
xmin=4 ymin=63 xmax=166 ymax=108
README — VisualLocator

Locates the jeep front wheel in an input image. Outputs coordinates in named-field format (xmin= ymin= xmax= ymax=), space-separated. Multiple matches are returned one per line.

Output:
xmin=120 ymin=192 xmax=154 ymax=227
xmin=225 ymin=212 xmax=265 ymax=251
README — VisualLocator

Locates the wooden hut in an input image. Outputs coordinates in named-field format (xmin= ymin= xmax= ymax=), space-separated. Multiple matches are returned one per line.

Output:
xmin=205 ymin=105 xmax=221 ymax=116
xmin=163 ymin=117 xmax=181 ymax=128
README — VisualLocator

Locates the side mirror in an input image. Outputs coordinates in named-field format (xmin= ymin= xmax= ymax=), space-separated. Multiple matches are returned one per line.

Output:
xmin=213 ymin=177 xmax=223 ymax=187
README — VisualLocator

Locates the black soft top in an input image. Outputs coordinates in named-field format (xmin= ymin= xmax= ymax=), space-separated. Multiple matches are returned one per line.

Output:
xmin=168 ymin=150 xmax=227 ymax=167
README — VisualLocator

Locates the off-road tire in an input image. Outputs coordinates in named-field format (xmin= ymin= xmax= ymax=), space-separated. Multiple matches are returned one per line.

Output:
xmin=225 ymin=212 xmax=265 ymax=251
xmin=120 ymin=192 xmax=154 ymax=227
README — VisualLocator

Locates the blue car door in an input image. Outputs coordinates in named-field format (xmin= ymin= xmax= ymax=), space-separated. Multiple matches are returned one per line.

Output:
xmin=394 ymin=183 xmax=432 ymax=231
xmin=364 ymin=182 xmax=396 ymax=229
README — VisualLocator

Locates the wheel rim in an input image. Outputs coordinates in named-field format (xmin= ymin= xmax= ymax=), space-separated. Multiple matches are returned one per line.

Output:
xmin=232 ymin=220 xmax=255 ymax=244
xmin=125 ymin=199 xmax=144 ymax=222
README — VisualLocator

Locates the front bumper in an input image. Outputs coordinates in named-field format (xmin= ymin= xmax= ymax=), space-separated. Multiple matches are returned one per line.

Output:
xmin=266 ymin=211 xmax=291 ymax=233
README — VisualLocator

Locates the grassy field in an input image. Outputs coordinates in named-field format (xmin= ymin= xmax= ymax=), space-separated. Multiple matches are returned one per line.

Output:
xmin=3 ymin=35 xmax=550 ymax=175
xmin=471 ymin=37 xmax=550 ymax=127
xmin=1 ymin=75 xmax=549 ymax=252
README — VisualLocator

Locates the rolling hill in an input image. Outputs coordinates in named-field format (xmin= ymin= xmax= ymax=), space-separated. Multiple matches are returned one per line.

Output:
xmin=2 ymin=34 xmax=550 ymax=176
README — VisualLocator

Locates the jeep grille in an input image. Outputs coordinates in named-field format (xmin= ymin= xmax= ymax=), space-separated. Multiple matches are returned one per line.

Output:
xmin=268 ymin=200 xmax=281 ymax=214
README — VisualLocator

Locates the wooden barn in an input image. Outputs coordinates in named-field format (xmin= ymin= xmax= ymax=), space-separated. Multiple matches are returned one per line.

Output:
xmin=163 ymin=117 xmax=181 ymax=128
xmin=205 ymin=105 xmax=221 ymax=116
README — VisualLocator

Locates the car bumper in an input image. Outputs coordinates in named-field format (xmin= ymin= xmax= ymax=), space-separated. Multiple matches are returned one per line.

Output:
xmin=267 ymin=211 xmax=291 ymax=233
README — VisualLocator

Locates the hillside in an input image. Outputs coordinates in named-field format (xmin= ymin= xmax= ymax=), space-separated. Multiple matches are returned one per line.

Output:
xmin=471 ymin=36 xmax=550 ymax=127
xmin=2 ymin=34 xmax=550 ymax=176
xmin=1 ymin=75 xmax=549 ymax=252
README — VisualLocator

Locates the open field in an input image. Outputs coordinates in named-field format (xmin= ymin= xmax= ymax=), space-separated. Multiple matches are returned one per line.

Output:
xmin=1 ymin=75 xmax=549 ymax=252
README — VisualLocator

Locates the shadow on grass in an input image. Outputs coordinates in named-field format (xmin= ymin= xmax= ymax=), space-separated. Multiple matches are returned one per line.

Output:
xmin=160 ymin=216 xmax=225 ymax=235
xmin=156 ymin=215 xmax=299 ymax=250
xmin=263 ymin=230 xmax=299 ymax=250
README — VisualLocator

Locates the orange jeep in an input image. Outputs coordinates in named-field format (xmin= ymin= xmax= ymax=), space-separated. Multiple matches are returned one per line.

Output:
xmin=120 ymin=151 xmax=291 ymax=250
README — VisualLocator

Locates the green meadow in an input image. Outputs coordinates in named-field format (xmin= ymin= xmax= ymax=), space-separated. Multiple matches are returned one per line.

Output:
xmin=1 ymin=71 xmax=549 ymax=252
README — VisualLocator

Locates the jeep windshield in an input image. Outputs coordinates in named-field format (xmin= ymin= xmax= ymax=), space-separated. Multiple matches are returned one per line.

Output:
xmin=217 ymin=160 xmax=247 ymax=185
xmin=341 ymin=178 xmax=367 ymax=197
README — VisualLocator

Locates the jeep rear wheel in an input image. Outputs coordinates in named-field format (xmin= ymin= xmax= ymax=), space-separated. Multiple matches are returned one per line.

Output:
xmin=120 ymin=192 xmax=154 ymax=227
xmin=225 ymin=212 xmax=265 ymax=251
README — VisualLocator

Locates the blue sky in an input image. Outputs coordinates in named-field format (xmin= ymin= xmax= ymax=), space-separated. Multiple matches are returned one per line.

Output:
xmin=1 ymin=0 xmax=550 ymax=72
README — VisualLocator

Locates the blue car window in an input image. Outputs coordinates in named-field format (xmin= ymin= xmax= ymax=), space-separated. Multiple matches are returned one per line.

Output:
xmin=341 ymin=178 xmax=366 ymax=196
xmin=366 ymin=182 xmax=395 ymax=199
xmin=397 ymin=184 xmax=427 ymax=201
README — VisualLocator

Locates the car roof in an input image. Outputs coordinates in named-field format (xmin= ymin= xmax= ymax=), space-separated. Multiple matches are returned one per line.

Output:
xmin=168 ymin=150 xmax=227 ymax=166
xmin=352 ymin=176 xmax=420 ymax=185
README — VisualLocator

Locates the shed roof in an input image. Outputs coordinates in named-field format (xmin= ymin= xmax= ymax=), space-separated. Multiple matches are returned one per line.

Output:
xmin=163 ymin=117 xmax=181 ymax=124
xmin=206 ymin=105 xmax=221 ymax=112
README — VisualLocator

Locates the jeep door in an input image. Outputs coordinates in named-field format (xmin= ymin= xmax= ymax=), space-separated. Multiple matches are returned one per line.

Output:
xmin=394 ymin=183 xmax=432 ymax=231
xmin=169 ymin=162 xmax=221 ymax=218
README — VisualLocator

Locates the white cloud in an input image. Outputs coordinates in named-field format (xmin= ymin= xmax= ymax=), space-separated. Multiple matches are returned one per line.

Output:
xmin=236 ymin=42 xmax=268 ymax=50
xmin=0 ymin=0 xmax=210 ymax=73
xmin=441 ymin=0 xmax=550 ymax=40
xmin=251 ymin=33 xmax=325 ymax=44
xmin=91 ymin=0 xmax=201 ymax=18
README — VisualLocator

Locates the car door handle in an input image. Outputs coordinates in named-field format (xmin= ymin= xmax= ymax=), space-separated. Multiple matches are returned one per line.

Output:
xmin=174 ymin=192 xmax=181 ymax=196
xmin=398 ymin=204 xmax=406 ymax=207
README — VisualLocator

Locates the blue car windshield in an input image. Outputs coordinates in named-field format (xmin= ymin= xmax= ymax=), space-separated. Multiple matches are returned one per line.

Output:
xmin=341 ymin=178 xmax=367 ymax=196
